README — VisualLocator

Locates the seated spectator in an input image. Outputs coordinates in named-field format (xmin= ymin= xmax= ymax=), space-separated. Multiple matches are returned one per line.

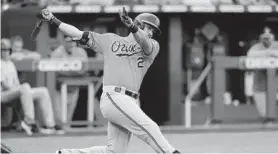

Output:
xmin=143 ymin=0 xmax=182 ymax=5
xmin=162 ymin=0 xmax=183 ymax=4
xmin=255 ymin=0 xmax=277 ymax=5
xmin=10 ymin=35 xmax=41 ymax=61
xmin=211 ymin=0 xmax=233 ymax=4
xmin=69 ymin=0 xmax=114 ymax=5
xmin=234 ymin=0 xmax=276 ymax=5
xmin=113 ymin=0 xmax=140 ymax=5
xmin=183 ymin=0 xmax=213 ymax=5
xmin=39 ymin=0 xmax=68 ymax=7
xmin=10 ymin=35 xmax=41 ymax=94
xmin=51 ymin=36 xmax=88 ymax=133
xmin=1 ymin=38 xmax=56 ymax=135
xmin=142 ymin=0 xmax=161 ymax=5
xmin=234 ymin=0 xmax=255 ymax=5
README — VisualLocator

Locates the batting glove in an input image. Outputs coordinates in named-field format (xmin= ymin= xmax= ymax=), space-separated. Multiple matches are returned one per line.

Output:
xmin=40 ymin=9 xmax=54 ymax=22
xmin=119 ymin=7 xmax=134 ymax=28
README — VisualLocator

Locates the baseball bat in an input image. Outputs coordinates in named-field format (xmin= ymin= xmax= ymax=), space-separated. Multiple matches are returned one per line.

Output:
xmin=30 ymin=19 xmax=43 ymax=41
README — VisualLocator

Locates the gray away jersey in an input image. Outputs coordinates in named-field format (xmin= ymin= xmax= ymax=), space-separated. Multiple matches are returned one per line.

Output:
xmin=88 ymin=32 xmax=160 ymax=92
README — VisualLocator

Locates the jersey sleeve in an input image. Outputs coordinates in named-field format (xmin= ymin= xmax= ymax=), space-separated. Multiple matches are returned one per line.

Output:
xmin=144 ymin=39 xmax=160 ymax=60
xmin=88 ymin=32 xmax=114 ymax=54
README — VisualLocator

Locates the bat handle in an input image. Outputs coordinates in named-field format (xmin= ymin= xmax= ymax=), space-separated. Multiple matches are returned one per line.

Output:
xmin=36 ymin=20 xmax=43 ymax=27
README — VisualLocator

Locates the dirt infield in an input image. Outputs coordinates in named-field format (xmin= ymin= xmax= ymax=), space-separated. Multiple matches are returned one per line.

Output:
xmin=2 ymin=130 xmax=278 ymax=153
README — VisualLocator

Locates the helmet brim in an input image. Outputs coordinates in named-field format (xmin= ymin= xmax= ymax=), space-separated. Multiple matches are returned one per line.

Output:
xmin=141 ymin=20 xmax=161 ymax=36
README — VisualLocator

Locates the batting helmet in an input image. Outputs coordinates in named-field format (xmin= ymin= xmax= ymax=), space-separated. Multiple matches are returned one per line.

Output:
xmin=134 ymin=13 xmax=161 ymax=35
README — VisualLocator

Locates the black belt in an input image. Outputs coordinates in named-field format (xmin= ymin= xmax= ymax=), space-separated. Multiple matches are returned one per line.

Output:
xmin=114 ymin=87 xmax=139 ymax=99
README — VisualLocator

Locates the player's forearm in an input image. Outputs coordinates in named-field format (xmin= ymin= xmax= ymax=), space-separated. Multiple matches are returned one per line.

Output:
xmin=41 ymin=9 xmax=83 ymax=38
xmin=58 ymin=22 xmax=83 ymax=38
xmin=132 ymin=29 xmax=152 ymax=55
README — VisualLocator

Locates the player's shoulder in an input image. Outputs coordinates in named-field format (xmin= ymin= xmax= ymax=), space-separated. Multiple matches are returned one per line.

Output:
xmin=6 ymin=60 xmax=16 ymax=68
xmin=0 ymin=61 xmax=15 ymax=72
xmin=250 ymin=42 xmax=261 ymax=49
xmin=248 ymin=42 xmax=261 ymax=52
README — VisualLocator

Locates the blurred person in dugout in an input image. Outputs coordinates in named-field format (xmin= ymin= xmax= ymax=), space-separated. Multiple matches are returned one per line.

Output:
xmin=245 ymin=27 xmax=278 ymax=121
xmin=51 ymin=36 xmax=88 ymax=132
xmin=10 ymin=35 xmax=41 ymax=61
xmin=244 ymin=39 xmax=257 ymax=105
xmin=10 ymin=35 xmax=41 ymax=84
xmin=1 ymin=38 xmax=56 ymax=135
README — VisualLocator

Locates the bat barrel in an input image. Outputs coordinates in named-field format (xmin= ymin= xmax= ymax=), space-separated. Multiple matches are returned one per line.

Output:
xmin=31 ymin=20 xmax=43 ymax=41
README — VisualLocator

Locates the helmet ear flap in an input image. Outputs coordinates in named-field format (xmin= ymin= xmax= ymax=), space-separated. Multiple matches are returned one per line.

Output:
xmin=134 ymin=19 xmax=145 ymax=30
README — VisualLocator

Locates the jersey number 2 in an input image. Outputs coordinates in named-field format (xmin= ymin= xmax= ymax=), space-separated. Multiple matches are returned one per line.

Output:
xmin=137 ymin=57 xmax=144 ymax=68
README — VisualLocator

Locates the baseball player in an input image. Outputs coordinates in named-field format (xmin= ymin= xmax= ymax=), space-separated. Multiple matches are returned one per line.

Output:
xmin=40 ymin=7 xmax=180 ymax=154
xmin=246 ymin=27 xmax=278 ymax=120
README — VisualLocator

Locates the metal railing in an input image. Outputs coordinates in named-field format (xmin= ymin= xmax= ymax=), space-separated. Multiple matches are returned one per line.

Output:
xmin=184 ymin=63 xmax=212 ymax=128
xmin=59 ymin=76 xmax=103 ymax=127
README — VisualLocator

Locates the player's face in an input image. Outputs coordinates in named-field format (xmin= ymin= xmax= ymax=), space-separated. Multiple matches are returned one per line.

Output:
xmin=261 ymin=37 xmax=272 ymax=48
xmin=143 ymin=24 xmax=155 ymax=38
xmin=1 ymin=49 xmax=10 ymax=60
xmin=12 ymin=41 xmax=23 ymax=53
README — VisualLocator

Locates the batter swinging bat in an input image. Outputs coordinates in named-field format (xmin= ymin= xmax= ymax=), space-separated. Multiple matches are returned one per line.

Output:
xmin=30 ymin=18 xmax=43 ymax=41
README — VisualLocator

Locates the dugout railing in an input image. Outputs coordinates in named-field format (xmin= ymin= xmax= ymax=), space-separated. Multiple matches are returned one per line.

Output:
xmin=3 ymin=4 xmax=278 ymax=127
xmin=13 ymin=58 xmax=104 ymax=127
xmin=185 ymin=56 xmax=278 ymax=127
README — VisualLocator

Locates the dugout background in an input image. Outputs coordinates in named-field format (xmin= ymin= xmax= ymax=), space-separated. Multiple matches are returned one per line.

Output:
xmin=1 ymin=7 xmax=278 ymax=125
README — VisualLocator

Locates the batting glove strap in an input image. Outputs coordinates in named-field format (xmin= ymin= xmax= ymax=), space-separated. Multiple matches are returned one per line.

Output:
xmin=50 ymin=17 xmax=62 ymax=28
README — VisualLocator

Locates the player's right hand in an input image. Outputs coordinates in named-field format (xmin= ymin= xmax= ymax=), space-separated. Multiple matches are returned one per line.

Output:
xmin=40 ymin=9 xmax=54 ymax=21
xmin=119 ymin=7 xmax=134 ymax=28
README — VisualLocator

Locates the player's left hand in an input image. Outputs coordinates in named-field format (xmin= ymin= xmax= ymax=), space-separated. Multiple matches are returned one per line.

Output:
xmin=40 ymin=9 xmax=54 ymax=21
xmin=119 ymin=7 xmax=134 ymax=28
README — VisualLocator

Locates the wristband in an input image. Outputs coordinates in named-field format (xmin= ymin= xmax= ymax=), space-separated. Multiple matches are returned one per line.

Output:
xmin=50 ymin=17 xmax=62 ymax=28
xmin=77 ymin=31 xmax=89 ymax=45
xmin=129 ymin=24 xmax=138 ymax=33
